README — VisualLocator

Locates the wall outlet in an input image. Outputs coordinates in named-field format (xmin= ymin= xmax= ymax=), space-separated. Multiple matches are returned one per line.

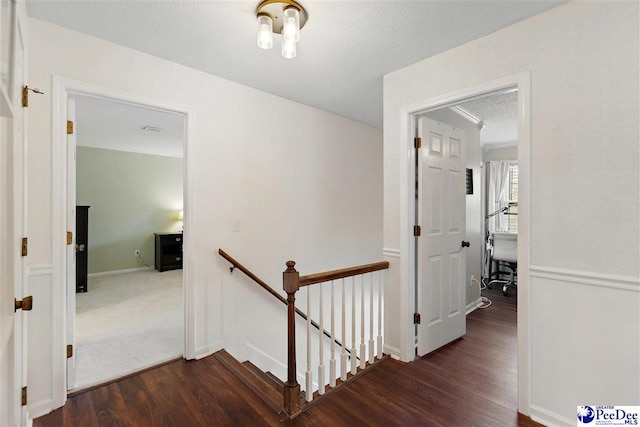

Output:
xmin=134 ymin=250 xmax=140 ymax=257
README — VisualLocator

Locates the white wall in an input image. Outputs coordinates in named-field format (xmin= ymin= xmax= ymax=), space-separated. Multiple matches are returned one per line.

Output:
xmin=422 ymin=109 xmax=482 ymax=306
xmin=26 ymin=18 xmax=383 ymax=416
xmin=384 ymin=1 xmax=639 ymax=425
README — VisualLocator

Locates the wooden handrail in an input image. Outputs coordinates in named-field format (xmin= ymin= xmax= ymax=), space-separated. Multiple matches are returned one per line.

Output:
xmin=299 ymin=261 xmax=390 ymax=287
xmin=218 ymin=249 xmax=287 ymax=305
xmin=217 ymin=249 xmax=346 ymax=351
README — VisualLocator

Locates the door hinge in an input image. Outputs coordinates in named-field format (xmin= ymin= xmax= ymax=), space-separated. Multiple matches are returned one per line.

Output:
xmin=413 ymin=225 xmax=421 ymax=237
xmin=21 ymin=237 xmax=28 ymax=256
xmin=67 ymin=120 xmax=74 ymax=135
xmin=414 ymin=137 xmax=422 ymax=149
xmin=22 ymin=86 xmax=44 ymax=108
xmin=67 ymin=344 xmax=73 ymax=359
xmin=21 ymin=386 xmax=27 ymax=406
xmin=15 ymin=296 xmax=33 ymax=312
xmin=414 ymin=313 xmax=421 ymax=325
xmin=67 ymin=231 xmax=73 ymax=245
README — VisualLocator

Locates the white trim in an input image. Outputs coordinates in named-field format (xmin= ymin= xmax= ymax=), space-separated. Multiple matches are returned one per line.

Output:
xmin=26 ymin=398 xmax=54 ymax=420
xmin=194 ymin=340 xmax=223 ymax=360
xmin=51 ymin=76 xmax=196 ymax=409
xmin=226 ymin=341 xmax=306 ymax=386
xmin=87 ymin=267 xmax=154 ymax=278
xmin=383 ymin=343 xmax=401 ymax=360
xmin=398 ymin=71 xmax=531 ymax=415
xmin=529 ymin=404 xmax=573 ymax=427
xmin=529 ymin=265 xmax=639 ymax=292
xmin=383 ymin=248 xmax=400 ymax=258
xmin=481 ymin=140 xmax=518 ymax=149
xmin=26 ymin=264 xmax=54 ymax=277
xmin=465 ymin=298 xmax=485 ymax=315
xmin=448 ymin=106 xmax=482 ymax=127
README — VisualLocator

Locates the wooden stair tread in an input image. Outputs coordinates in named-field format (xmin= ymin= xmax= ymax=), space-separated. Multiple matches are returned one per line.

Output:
xmin=213 ymin=350 xmax=283 ymax=414
xmin=241 ymin=361 xmax=285 ymax=394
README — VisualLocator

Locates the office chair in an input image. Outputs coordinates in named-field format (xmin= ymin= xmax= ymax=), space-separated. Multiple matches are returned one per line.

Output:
xmin=490 ymin=232 xmax=517 ymax=296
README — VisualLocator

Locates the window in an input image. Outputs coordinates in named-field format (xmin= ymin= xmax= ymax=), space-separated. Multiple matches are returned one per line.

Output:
xmin=507 ymin=163 xmax=518 ymax=233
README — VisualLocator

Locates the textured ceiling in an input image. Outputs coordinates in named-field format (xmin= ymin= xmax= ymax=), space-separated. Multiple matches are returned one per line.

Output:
xmin=456 ymin=91 xmax=518 ymax=147
xmin=75 ymin=96 xmax=184 ymax=158
xmin=27 ymin=1 xmax=566 ymax=129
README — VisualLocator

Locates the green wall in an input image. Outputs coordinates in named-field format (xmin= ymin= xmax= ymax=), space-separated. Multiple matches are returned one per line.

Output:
xmin=77 ymin=147 xmax=183 ymax=274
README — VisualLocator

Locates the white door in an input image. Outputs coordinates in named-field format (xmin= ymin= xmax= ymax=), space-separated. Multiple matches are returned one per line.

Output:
xmin=66 ymin=96 xmax=77 ymax=390
xmin=1 ymin=13 xmax=30 ymax=426
xmin=417 ymin=116 xmax=467 ymax=356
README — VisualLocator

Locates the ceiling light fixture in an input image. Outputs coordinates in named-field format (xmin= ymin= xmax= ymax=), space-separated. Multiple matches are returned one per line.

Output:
xmin=256 ymin=0 xmax=307 ymax=59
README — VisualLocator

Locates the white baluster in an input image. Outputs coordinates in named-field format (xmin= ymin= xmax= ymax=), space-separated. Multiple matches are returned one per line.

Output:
xmin=341 ymin=278 xmax=347 ymax=381
xmin=360 ymin=274 xmax=366 ymax=369
xmin=318 ymin=282 xmax=325 ymax=395
xmin=305 ymin=287 xmax=313 ymax=402
xmin=329 ymin=280 xmax=336 ymax=388
xmin=369 ymin=273 xmax=375 ymax=364
xmin=351 ymin=276 xmax=357 ymax=375
xmin=377 ymin=270 xmax=383 ymax=359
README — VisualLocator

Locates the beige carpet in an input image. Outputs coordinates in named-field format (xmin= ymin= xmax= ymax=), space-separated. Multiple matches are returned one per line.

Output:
xmin=73 ymin=269 xmax=183 ymax=391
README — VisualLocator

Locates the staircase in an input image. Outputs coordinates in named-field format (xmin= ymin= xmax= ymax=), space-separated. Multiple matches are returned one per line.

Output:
xmin=214 ymin=349 xmax=388 ymax=418
xmin=213 ymin=350 xmax=284 ymax=414
xmin=217 ymin=249 xmax=390 ymax=418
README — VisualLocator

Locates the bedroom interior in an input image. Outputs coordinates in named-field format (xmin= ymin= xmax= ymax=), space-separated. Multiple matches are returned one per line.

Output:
xmin=71 ymin=95 xmax=185 ymax=390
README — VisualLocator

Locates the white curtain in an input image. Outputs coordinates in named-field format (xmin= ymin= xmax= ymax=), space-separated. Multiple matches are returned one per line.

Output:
xmin=488 ymin=161 xmax=510 ymax=233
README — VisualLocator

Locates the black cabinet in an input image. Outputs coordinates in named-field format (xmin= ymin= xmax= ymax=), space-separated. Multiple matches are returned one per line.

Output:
xmin=76 ymin=206 xmax=90 ymax=292
xmin=155 ymin=233 xmax=183 ymax=272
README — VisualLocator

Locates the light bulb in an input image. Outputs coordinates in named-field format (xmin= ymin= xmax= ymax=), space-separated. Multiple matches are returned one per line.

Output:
xmin=281 ymin=29 xmax=296 ymax=59
xmin=257 ymin=14 xmax=273 ymax=49
xmin=283 ymin=7 xmax=300 ymax=43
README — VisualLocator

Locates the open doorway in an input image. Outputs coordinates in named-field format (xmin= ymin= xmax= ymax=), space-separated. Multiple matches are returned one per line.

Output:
xmin=67 ymin=96 xmax=185 ymax=391
xmin=415 ymin=87 xmax=520 ymax=357
xmin=410 ymin=87 xmax=523 ymax=418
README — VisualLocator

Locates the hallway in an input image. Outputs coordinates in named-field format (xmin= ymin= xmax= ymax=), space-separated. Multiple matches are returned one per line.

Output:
xmin=35 ymin=292 xmax=538 ymax=426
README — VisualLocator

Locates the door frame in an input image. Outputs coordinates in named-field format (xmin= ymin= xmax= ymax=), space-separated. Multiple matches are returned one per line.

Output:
xmin=398 ymin=72 xmax=531 ymax=415
xmin=50 ymin=76 xmax=195 ymax=408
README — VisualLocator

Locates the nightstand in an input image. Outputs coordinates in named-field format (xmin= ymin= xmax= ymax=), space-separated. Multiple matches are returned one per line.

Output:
xmin=154 ymin=232 xmax=183 ymax=272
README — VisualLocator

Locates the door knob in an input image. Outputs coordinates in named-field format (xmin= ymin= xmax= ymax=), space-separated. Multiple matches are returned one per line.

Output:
xmin=461 ymin=241 xmax=470 ymax=248
xmin=15 ymin=296 xmax=33 ymax=312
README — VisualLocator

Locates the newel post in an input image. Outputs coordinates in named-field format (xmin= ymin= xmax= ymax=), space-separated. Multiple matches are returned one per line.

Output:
xmin=282 ymin=260 xmax=301 ymax=416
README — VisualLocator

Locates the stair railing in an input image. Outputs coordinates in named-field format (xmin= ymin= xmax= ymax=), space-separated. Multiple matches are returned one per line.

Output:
xmin=283 ymin=259 xmax=389 ymax=417
xmin=218 ymin=249 xmax=348 ymax=350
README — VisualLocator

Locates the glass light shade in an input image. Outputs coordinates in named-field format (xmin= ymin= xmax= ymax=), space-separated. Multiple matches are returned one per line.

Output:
xmin=256 ymin=14 xmax=273 ymax=49
xmin=177 ymin=210 xmax=183 ymax=220
xmin=282 ymin=7 xmax=300 ymax=42
xmin=281 ymin=30 xmax=296 ymax=59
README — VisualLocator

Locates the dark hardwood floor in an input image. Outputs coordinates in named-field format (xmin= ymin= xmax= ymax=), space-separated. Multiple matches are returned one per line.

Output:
xmin=35 ymin=285 xmax=539 ymax=427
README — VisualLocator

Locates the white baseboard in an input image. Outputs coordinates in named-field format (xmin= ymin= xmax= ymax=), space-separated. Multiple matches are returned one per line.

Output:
xmin=194 ymin=340 xmax=223 ymax=360
xmin=226 ymin=342 xmax=306 ymax=386
xmin=28 ymin=398 xmax=53 ymax=420
xmin=88 ymin=266 xmax=154 ymax=278
xmin=529 ymin=404 xmax=573 ymax=426
xmin=466 ymin=300 xmax=477 ymax=315
xmin=383 ymin=343 xmax=401 ymax=360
